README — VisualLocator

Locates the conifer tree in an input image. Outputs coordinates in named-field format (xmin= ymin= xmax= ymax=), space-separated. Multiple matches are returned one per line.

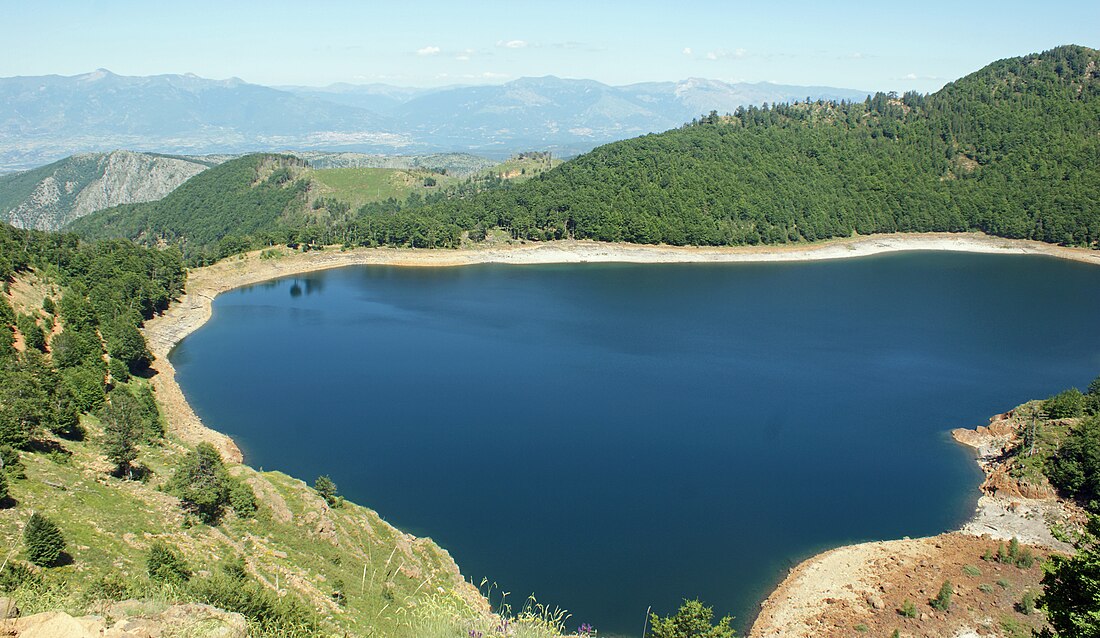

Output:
xmin=24 ymin=512 xmax=65 ymax=567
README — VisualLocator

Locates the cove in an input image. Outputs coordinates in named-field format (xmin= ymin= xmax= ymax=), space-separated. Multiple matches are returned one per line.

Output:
xmin=169 ymin=251 xmax=1100 ymax=636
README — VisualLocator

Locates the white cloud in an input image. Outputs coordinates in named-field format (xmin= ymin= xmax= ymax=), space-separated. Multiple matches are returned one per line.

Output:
xmin=704 ymin=48 xmax=746 ymax=61
xmin=682 ymin=47 xmax=693 ymax=55
xmin=904 ymin=72 xmax=918 ymax=80
xmin=497 ymin=39 xmax=528 ymax=49
xmin=482 ymin=71 xmax=509 ymax=79
xmin=416 ymin=46 xmax=441 ymax=56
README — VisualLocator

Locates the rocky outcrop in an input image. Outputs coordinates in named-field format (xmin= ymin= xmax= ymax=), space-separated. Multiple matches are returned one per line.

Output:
xmin=3 ymin=151 xmax=209 ymax=230
xmin=0 ymin=603 xmax=247 ymax=638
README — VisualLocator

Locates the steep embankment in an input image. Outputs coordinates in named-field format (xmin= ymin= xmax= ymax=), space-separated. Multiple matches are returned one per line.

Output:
xmin=750 ymin=407 xmax=1083 ymax=638
xmin=0 ymin=223 xmax=493 ymax=638
xmin=0 ymin=150 xmax=212 ymax=230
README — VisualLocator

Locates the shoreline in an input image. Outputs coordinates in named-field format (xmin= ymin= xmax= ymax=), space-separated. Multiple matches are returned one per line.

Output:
xmin=142 ymin=232 xmax=1100 ymax=460
xmin=748 ymin=411 xmax=1079 ymax=637
xmin=140 ymin=232 xmax=1097 ymax=631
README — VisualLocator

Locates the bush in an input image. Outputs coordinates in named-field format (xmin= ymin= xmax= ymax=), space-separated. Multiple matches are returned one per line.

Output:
xmin=1045 ymin=415 xmax=1100 ymax=512
xmin=314 ymin=475 xmax=339 ymax=507
xmin=1019 ymin=590 xmax=1037 ymax=615
xmin=930 ymin=581 xmax=953 ymax=611
xmin=0 ymin=472 xmax=9 ymax=506
xmin=147 ymin=540 xmax=191 ymax=584
xmin=963 ymin=564 xmax=981 ymax=577
xmin=108 ymin=358 xmax=130 ymax=383
xmin=16 ymin=315 xmax=45 ymax=352
xmin=898 ymin=599 xmax=917 ymax=618
xmin=0 ymin=446 xmax=24 ymax=479
xmin=0 ymin=561 xmax=40 ymax=592
xmin=648 ymin=599 xmax=735 ymax=638
xmin=228 ymin=479 xmax=257 ymax=518
xmin=1046 ymin=388 xmax=1086 ymax=419
xmin=168 ymin=443 xmax=230 ymax=524
xmin=24 ymin=512 xmax=66 ymax=567
xmin=189 ymin=573 xmax=320 ymax=637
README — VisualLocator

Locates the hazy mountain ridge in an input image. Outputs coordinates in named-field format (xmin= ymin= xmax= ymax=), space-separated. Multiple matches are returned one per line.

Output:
xmin=0 ymin=150 xmax=214 ymax=230
xmin=1 ymin=69 xmax=867 ymax=170
xmin=67 ymin=45 xmax=1097 ymax=257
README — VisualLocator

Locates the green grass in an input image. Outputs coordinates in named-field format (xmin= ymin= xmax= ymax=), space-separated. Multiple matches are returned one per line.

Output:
xmin=310 ymin=167 xmax=460 ymax=209
xmin=0 ymin=399 xmax=496 ymax=638
xmin=475 ymin=155 xmax=564 ymax=182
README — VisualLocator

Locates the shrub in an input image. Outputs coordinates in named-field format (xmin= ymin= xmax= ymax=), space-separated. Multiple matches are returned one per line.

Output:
xmin=189 ymin=573 xmax=320 ymax=637
xmin=220 ymin=556 xmax=248 ymax=582
xmin=24 ymin=512 xmax=66 ymax=567
xmin=963 ymin=564 xmax=981 ymax=577
xmin=648 ymin=599 xmax=735 ymax=638
xmin=898 ymin=599 xmax=917 ymax=618
xmin=1046 ymin=415 xmax=1100 ymax=511
xmin=930 ymin=581 xmax=953 ymax=612
xmin=16 ymin=315 xmax=45 ymax=352
xmin=314 ymin=475 xmax=339 ymax=507
xmin=168 ymin=443 xmax=230 ymax=524
xmin=228 ymin=479 xmax=257 ymax=518
xmin=0 ymin=561 xmax=40 ymax=592
xmin=147 ymin=540 xmax=191 ymax=584
xmin=1019 ymin=590 xmax=1037 ymax=615
xmin=978 ymin=583 xmax=994 ymax=593
xmin=0 ymin=472 xmax=9 ymax=506
xmin=0 ymin=446 xmax=24 ymax=479
xmin=1047 ymin=388 xmax=1086 ymax=419
xmin=108 ymin=358 xmax=130 ymax=383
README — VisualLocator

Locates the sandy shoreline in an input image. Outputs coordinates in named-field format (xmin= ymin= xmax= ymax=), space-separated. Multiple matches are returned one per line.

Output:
xmin=140 ymin=232 xmax=1097 ymax=632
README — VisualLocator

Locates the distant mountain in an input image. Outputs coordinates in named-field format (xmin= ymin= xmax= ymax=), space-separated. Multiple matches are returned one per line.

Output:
xmin=284 ymin=76 xmax=870 ymax=154
xmin=289 ymin=151 xmax=496 ymax=175
xmin=1 ymin=69 xmax=867 ymax=170
xmin=0 ymin=150 xmax=216 ymax=230
xmin=0 ymin=70 xmax=401 ymax=171
xmin=273 ymin=83 xmax=444 ymax=114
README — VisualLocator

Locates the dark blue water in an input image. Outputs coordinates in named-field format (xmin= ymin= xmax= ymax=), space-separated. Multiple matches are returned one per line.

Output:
xmin=171 ymin=252 xmax=1100 ymax=636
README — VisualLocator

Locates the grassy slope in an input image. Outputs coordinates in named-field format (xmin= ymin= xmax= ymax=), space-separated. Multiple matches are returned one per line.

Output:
xmin=0 ymin=266 xmax=569 ymax=638
xmin=310 ymin=167 xmax=461 ymax=209
xmin=0 ymin=403 xmax=490 ymax=637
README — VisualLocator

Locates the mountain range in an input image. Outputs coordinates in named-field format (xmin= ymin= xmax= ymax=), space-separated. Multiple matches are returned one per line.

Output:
xmin=0 ymin=69 xmax=868 ymax=171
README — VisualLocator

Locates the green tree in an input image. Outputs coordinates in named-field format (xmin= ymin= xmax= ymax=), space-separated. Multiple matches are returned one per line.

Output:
xmin=147 ymin=540 xmax=191 ymax=584
xmin=1046 ymin=415 xmax=1100 ymax=511
xmin=648 ymin=599 xmax=735 ymax=638
xmin=228 ymin=479 xmax=257 ymax=518
xmin=314 ymin=475 xmax=339 ymax=507
xmin=168 ymin=443 xmax=230 ymax=524
xmin=100 ymin=389 xmax=143 ymax=478
xmin=15 ymin=315 xmax=45 ymax=352
xmin=930 ymin=580 xmax=953 ymax=611
xmin=24 ymin=512 xmax=66 ymax=567
xmin=0 ymin=472 xmax=9 ymax=506
xmin=1047 ymin=388 xmax=1086 ymax=419
xmin=105 ymin=319 xmax=153 ymax=373
xmin=1039 ymin=518 xmax=1100 ymax=637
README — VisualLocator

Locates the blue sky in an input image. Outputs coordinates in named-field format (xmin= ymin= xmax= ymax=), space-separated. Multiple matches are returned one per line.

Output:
xmin=5 ymin=0 xmax=1098 ymax=92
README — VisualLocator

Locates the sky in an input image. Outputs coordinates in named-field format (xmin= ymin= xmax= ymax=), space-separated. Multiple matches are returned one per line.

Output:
xmin=4 ymin=0 xmax=1098 ymax=93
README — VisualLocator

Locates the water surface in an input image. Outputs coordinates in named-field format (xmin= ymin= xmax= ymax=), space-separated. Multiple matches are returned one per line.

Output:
xmin=171 ymin=252 xmax=1100 ymax=636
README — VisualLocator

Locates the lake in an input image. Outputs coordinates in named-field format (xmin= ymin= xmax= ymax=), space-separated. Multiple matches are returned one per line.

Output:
xmin=170 ymin=251 xmax=1100 ymax=636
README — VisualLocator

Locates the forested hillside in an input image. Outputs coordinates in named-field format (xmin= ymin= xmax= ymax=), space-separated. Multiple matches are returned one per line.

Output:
xmin=69 ymin=154 xmax=312 ymax=261
xmin=70 ymin=45 xmax=1100 ymax=258
xmin=0 ymin=224 xmax=508 ymax=637
xmin=403 ymin=44 xmax=1098 ymax=248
